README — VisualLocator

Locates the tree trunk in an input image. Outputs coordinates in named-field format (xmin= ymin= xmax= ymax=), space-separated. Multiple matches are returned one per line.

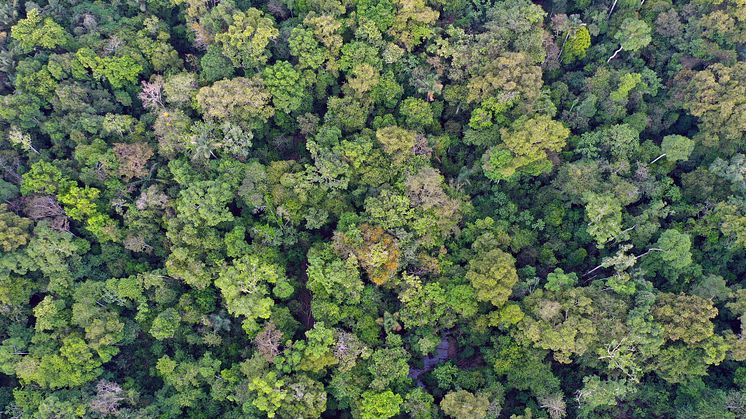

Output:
xmin=649 ymin=153 xmax=666 ymax=164
xmin=607 ymin=45 xmax=623 ymax=62
xmin=608 ymin=0 xmax=619 ymax=19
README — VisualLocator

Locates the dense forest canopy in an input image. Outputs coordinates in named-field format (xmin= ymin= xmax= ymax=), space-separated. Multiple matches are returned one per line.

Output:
xmin=0 ymin=0 xmax=745 ymax=417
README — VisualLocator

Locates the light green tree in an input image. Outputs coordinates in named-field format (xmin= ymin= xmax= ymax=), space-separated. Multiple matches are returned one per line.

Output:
xmin=216 ymin=8 xmax=279 ymax=69
xmin=466 ymin=248 xmax=518 ymax=307
xmin=608 ymin=18 xmax=652 ymax=62
xmin=583 ymin=192 xmax=623 ymax=248
xmin=10 ymin=9 xmax=68 ymax=53
xmin=482 ymin=115 xmax=569 ymax=181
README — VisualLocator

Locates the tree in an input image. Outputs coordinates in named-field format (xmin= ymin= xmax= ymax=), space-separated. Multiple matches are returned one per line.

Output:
xmin=10 ymin=9 xmax=68 ymax=53
xmin=576 ymin=376 xmax=634 ymax=417
xmin=21 ymin=161 xmax=72 ymax=196
xmin=655 ymin=229 xmax=692 ymax=271
xmin=0 ymin=204 xmax=32 ymax=252
xmin=545 ymin=268 xmax=578 ymax=292
xmin=482 ymin=115 xmax=570 ymax=181
xmin=7 ymin=126 xmax=39 ymax=154
xmin=517 ymin=288 xmax=598 ymax=364
xmin=113 ymin=142 xmax=153 ymax=180
xmin=608 ymin=18 xmax=651 ymax=62
xmin=466 ymin=53 xmax=543 ymax=107
xmin=367 ymin=346 xmax=411 ymax=390
xmin=276 ymin=374 xmax=327 ymax=418
xmin=610 ymin=73 xmax=642 ymax=102
xmin=651 ymin=135 xmax=694 ymax=163
xmin=335 ymin=224 xmax=401 ymax=286
xmin=347 ymin=64 xmax=381 ymax=97
xmin=155 ymin=353 xmax=221 ymax=411
xmin=388 ymin=0 xmax=439 ymax=51
xmin=562 ymin=26 xmax=591 ymax=64
xmin=402 ymin=388 xmax=436 ymax=419
xmin=653 ymin=293 xmax=717 ymax=344
xmin=262 ymin=61 xmax=307 ymax=114
xmin=175 ymin=179 xmax=234 ymax=227
xmin=247 ymin=371 xmax=287 ymax=418
xmin=399 ymin=97 xmax=434 ymax=129
xmin=17 ymin=336 xmax=103 ymax=389
xmin=289 ymin=27 xmax=327 ymax=70
xmin=200 ymin=45 xmax=235 ymax=82
xmin=583 ymin=192 xmax=623 ymax=248
xmin=150 ymin=307 xmax=181 ymax=340
xmin=214 ymin=253 xmax=291 ymax=335
xmin=76 ymin=48 xmax=143 ymax=89
xmin=164 ymin=72 xmax=197 ymax=107
xmin=466 ymin=248 xmax=518 ymax=307
xmin=652 ymin=345 xmax=710 ymax=384
xmin=24 ymin=222 xmax=89 ymax=294
xmin=276 ymin=323 xmax=338 ymax=374
xmin=539 ymin=393 xmax=567 ymax=419
xmin=196 ymin=76 xmax=274 ymax=128
xmin=359 ymin=390 xmax=403 ymax=419
xmin=306 ymin=243 xmax=364 ymax=309
xmin=216 ymin=8 xmax=279 ymax=70
xmin=89 ymin=380 xmax=128 ymax=416
xmin=677 ymin=62 xmax=746 ymax=148
xmin=138 ymin=76 xmax=164 ymax=110
xmin=440 ymin=390 xmax=490 ymax=419
xmin=255 ymin=322 xmax=283 ymax=361
xmin=375 ymin=125 xmax=416 ymax=164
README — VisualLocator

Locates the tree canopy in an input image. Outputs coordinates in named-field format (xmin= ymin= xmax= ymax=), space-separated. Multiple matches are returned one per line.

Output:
xmin=0 ymin=0 xmax=745 ymax=417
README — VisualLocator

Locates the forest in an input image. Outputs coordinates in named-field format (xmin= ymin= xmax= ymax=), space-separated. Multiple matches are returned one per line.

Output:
xmin=0 ymin=0 xmax=745 ymax=417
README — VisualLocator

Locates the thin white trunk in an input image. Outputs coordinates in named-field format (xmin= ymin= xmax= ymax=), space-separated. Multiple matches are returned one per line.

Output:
xmin=649 ymin=153 xmax=666 ymax=164
xmin=558 ymin=31 xmax=571 ymax=61
xmin=608 ymin=0 xmax=618 ymax=19
xmin=636 ymin=248 xmax=663 ymax=259
xmin=607 ymin=45 xmax=623 ymax=62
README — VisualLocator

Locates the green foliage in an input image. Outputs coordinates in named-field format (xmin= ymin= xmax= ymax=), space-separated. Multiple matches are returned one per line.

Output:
xmin=18 ymin=336 xmax=103 ymax=389
xmin=584 ymin=192 xmax=623 ymax=248
xmin=655 ymin=229 xmax=692 ymax=270
xmin=175 ymin=180 xmax=235 ymax=227
xmin=76 ymin=48 xmax=143 ymax=89
xmin=0 ymin=204 xmax=32 ymax=252
xmin=359 ymin=390 xmax=403 ymax=419
xmin=517 ymin=287 xmax=599 ymax=364
xmin=1 ymin=0 xmax=744 ymax=416
xmin=150 ymin=308 xmax=181 ymax=340
xmin=307 ymin=244 xmax=364 ymax=309
xmin=21 ymin=161 xmax=71 ymax=195
xmin=215 ymin=253 xmax=290 ymax=335
xmin=400 ymin=97 xmax=434 ymax=129
xmin=440 ymin=390 xmax=490 ymax=419
xmin=562 ymin=26 xmax=591 ymax=64
xmin=576 ymin=376 xmax=634 ymax=417
xmin=610 ymin=73 xmax=642 ymax=102
xmin=544 ymin=268 xmax=578 ymax=292
xmin=653 ymin=293 xmax=717 ymax=344
xmin=482 ymin=115 xmax=569 ymax=181
xmin=10 ymin=9 xmax=68 ymax=53
xmin=262 ymin=61 xmax=307 ymax=114
xmin=375 ymin=125 xmax=416 ymax=164
xmin=200 ymin=45 xmax=235 ymax=82
xmin=195 ymin=76 xmax=274 ymax=128
xmin=661 ymin=135 xmax=695 ymax=162
xmin=216 ymin=8 xmax=279 ymax=70
xmin=615 ymin=18 xmax=652 ymax=53
xmin=466 ymin=248 xmax=518 ymax=307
